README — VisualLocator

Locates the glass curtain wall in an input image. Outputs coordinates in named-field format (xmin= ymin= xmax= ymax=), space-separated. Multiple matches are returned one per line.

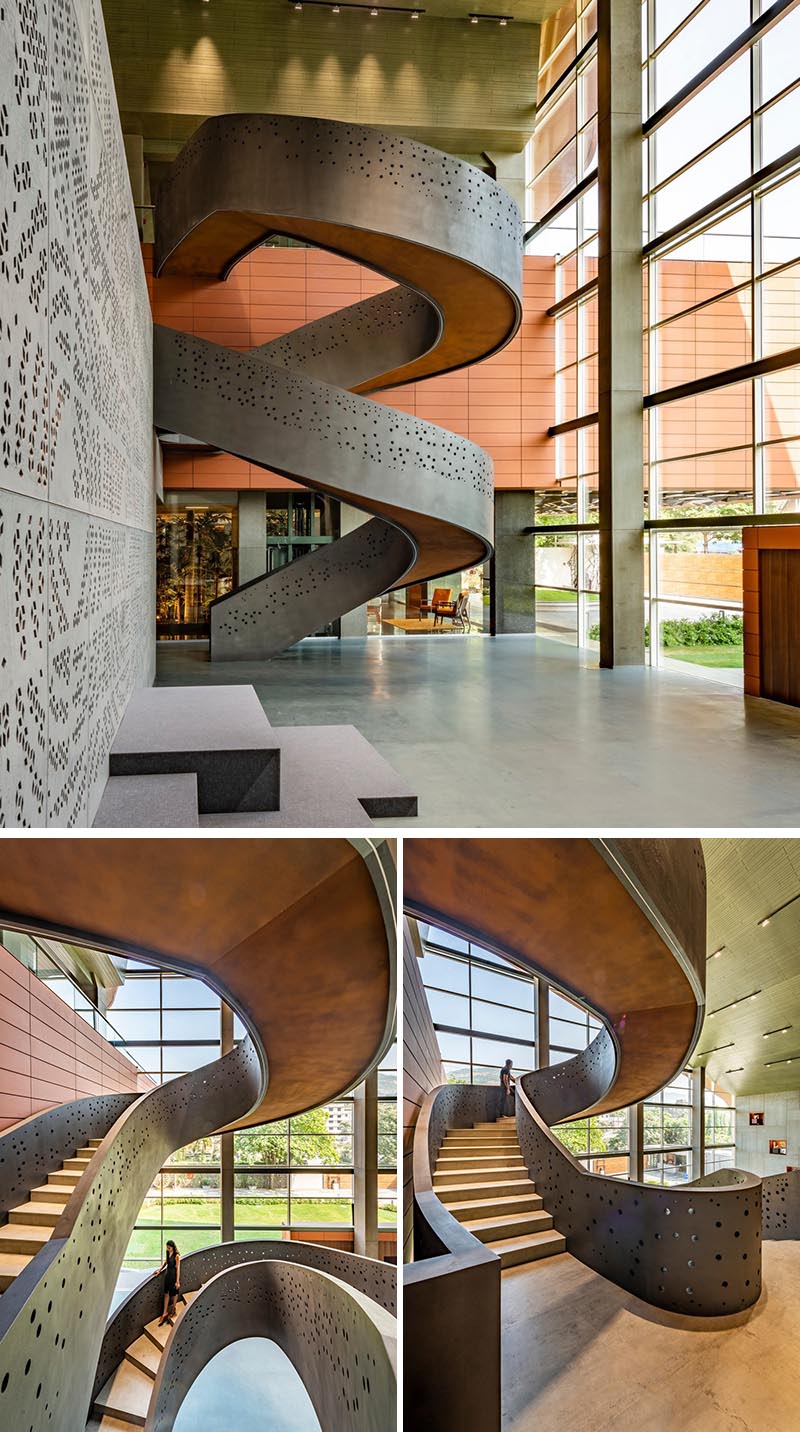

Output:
xmin=113 ymin=958 xmax=362 ymax=1273
xmin=525 ymin=0 xmax=800 ymax=678
xmin=643 ymin=1068 xmax=693 ymax=1184
xmin=526 ymin=0 xmax=600 ymax=647
xmin=705 ymin=1076 xmax=737 ymax=1172
xmin=419 ymin=925 xmax=537 ymax=1084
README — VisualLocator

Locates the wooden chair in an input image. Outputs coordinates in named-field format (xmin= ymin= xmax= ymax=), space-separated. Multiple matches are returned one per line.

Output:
xmin=434 ymin=591 xmax=472 ymax=630
xmin=418 ymin=586 xmax=452 ymax=618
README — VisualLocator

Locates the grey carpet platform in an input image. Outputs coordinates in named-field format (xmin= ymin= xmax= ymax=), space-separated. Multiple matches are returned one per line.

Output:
xmin=95 ymin=685 xmax=417 ymax=827
xmin=107 ymin=686 xmax=281 ymax=814
xmin=93 ymin=773 xmax=200 ymax=828
xmin=200 ymin=724 xmax=418 ymax=828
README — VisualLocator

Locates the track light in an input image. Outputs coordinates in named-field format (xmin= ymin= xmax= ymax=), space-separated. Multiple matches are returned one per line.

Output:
xmin=757 ymin=891 xmax=800 ymax=928
xmin=763 ymin=1026 xmax=792 ymax=1037
xmin=468 ymin=10 xmax=512 ymax=21
xmin=707 ymin=989 xmax=762 ymax=1018
xmin=470 ymin=12 xmax=478 ymax=18
xmin=696 ymin=1042 xmax=734 ymax=1058
xmin=765 ymin=1054 xmax=800 ymax=1066
xmin=499 ymin=15 xmax=506 ymax=22
xmin=707 ymin=946 xmax=725 ymax=960
xmin=725 ymin=1067 xmax=744 ymax=1074
xmin=411 ymin=8 xmax=419 ymax=14
xmin=289 ymin=0 xmax=426 ymax=13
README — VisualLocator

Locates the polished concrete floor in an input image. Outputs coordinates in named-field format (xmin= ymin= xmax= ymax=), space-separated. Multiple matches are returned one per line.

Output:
xmin=156 ymin=635 xmax=800 ymax=827
xmin=173 ymin=1339 xmax=320 ymax=1432
xmin=502 ymin=1242 xmax=799 ymax=1432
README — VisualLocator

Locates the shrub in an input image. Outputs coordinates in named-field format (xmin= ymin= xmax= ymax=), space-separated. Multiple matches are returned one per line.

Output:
xmin=587 ymin=611 xmax=742 ymax=648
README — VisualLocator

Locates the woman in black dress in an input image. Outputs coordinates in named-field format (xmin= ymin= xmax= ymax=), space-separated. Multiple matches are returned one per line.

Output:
xmin=156 ymin=1240 xmax=181 ymax=1326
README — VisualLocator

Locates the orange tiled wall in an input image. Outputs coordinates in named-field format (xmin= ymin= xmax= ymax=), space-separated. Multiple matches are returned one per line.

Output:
xmin=144 ymin=245 xmax=556 ymax=492
xmin=145 ymin=245 xmax=800 ymax=500
xmin=0 ymin=944 xmax=152 ymax=1134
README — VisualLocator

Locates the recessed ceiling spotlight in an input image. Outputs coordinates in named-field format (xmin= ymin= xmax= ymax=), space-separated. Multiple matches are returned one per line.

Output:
xmin=294 ymin=3 xmax=302 ymax=9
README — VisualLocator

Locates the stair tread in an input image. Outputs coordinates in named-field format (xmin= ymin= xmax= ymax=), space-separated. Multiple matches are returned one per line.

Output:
xmin=11 ymin=1199 xmax=67 ymax=1217
xmin=0 ymin=1221 xmax=52 ymax=1245
xmin=87 ymin=1417 xmax=136 ymax=1432
xmin=0 ymin=1250 xmax=34 ymax=1283
xmin=94 ymin=1361 xmax=153 ymax=1424
xmin=451 ymin=1192 xmax=540 ymax=1212
xmin=439 ymin=1178 xmax=536 ymax=1196
xmin=464 ymin=1210 xmax=553 ymax=1234
xmin=125 ymin=1334 xmax=161 ymax=1378
xmin=435 ymin=1165 xmax=526 ymax=1177
xmin=32 ymin=1182 xmax=74 ymax=1199
xmin=487 ymin=1229 xmax=566 ymax=1254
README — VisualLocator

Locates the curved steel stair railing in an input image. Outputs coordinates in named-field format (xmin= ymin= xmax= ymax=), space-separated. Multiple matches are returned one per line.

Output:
xmin=153 ymin=114 xmax=523 ymax=660
xmin=0 ymin=1038 xmax=264 ymax=1432
xmin=89 ymin=1239 xmax=396 ymax=1430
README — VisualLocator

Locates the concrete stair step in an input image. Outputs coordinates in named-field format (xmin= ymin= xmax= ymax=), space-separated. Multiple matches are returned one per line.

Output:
xmin=0 ymin=1250 xmax=34 ymax=1291
xmin=438 ymin=1177 xmax=537 ymax=1204
xmin=434 ymin=1164 xmax=525 ymax=1186
xmin=124 ymin=1335 xmax=161 ymax=1379
xmin=448 ymin=1192 xmax=543 ymax=1222
xmin=436 ymin=1154 xmax=524 ymax=1168
xmin=143 ymin=1317 xmax=171 ymax=1352
xmin=464 ymin=1209 xmax=554 ymax=1242
xmin=487 ymin=1228 xmax=567 ymax=1270
xmin=443 ymin=1135 xmax=519 ymax=1147
xmin=93 ymin=1361 xmax=153 ymax=1426
xmin=0 ymin=1221 xmax=52 ymax=1254
xmin=32 ymin=1182 xmax=75 ymax=1204
xmin=9 ymin=1199 xmax=66 ymax=1227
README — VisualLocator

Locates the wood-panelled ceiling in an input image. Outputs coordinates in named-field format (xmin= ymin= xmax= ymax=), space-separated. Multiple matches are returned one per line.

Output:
xmin=102 ymin=0 xmax=553 ymax=156
xmin=691 ymin=839 xmax=800 ymax=1096
xmin=0 ymin=838 xmax=394 ymax=1127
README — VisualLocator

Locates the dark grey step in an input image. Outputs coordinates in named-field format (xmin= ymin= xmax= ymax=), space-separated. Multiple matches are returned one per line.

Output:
xmin=94 ymin=774 xmax=199 ymax=828
xmin=109 ymin=686 xmax=280 ymax=814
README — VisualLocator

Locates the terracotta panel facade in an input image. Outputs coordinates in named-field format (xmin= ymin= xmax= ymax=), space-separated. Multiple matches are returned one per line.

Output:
xmin=0 ymin=944 xmax=151 ymax=1134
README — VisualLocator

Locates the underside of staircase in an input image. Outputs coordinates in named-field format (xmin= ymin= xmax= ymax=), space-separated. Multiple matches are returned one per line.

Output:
xmin=87 ymin=1289 xmax=200 ymax=1430
xmin=435 ymin=1118 xmax=565 ymax=1270
xmin=0 ymin=1140 xmax=103 ymax=1292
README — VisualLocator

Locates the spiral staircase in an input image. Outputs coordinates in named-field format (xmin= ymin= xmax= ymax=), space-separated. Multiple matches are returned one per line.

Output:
xmin=404 ymin=837 xmax=764 ymax=1432
xmin=153 ymin=113 xmax=522 ymax=661
xmin=0 ymin=838 xmax=397 ymax=1432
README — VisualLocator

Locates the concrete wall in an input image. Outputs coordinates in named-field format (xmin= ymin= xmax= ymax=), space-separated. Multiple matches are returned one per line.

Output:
xmin=1 ymin=0 xmax=155 ymax=828
xmin=736 ymin=1090 xmax=800 ymax=1177
xmin=0 ymin=942 xmax=149 ymax=1134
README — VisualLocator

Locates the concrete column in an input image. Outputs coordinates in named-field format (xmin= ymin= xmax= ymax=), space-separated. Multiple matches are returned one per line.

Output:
xmin=353 ymin=1071 xmax=379 ymax=1259
xmin=536 ymin=979 xmax=550 ymax=1070
xmin=597 ymin=0 xmax=645 ymax=666
xmin=494 ymin=490 xmax=535 ymax=633
xmin=630 ymin=1100 xmax=644 ymax=1183
xmin=220 ymin=1003 xmax=234 ymax=1244
xmin=237 ymin=490 xmax=267 ymax=586
xmin=339 ymin=503 xmax=369 ymax=637
xmin=693 ymin=1067 xmax=705 ymax=1179
xmin=484 ymin=150 xmax=527 ymax=213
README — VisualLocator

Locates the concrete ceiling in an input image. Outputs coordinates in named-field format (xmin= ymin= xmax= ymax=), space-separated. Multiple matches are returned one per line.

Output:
xmin=690 ymin=839 xmax=800 ymax=1097
xmin=102 ymin=0 xmax=548 ymax=158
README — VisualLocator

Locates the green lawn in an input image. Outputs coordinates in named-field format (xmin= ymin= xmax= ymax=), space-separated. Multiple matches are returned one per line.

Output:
xmin=535 ymin=588 xmax=577 ymax=602
xmin=666 ymin=645 xmax=743 ymax=668
xmin=125 ymin=1197 xmax=397 ymax=1267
